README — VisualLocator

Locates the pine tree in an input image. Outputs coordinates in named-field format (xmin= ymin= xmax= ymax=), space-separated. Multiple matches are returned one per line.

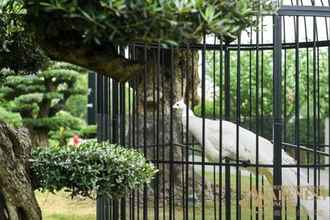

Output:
xmin=0 ymin=62 xmax=86 ymax=147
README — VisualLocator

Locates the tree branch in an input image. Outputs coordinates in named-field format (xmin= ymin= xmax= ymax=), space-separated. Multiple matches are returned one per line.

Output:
xmin=29 ymin=12 xmax=143 ymax=82
xmin=39 ymin=39 xmax=142 ymax=82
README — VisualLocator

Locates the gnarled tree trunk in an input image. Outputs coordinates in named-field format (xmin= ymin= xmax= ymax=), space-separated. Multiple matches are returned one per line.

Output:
xmin=0 ymin=122 xmax=42 ymax=220
xmin=129 ymin=48 xmax=201 ymax=200
xmin=28 ymin=128 xmax=49 ymax=148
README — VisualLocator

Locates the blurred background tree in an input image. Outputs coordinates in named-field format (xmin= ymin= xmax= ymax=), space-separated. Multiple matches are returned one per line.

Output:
xmin=0 ymin=62 xmax=89 ymax=147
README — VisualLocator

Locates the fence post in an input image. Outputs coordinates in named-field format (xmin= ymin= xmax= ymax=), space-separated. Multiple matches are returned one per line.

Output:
xmin=224 ymin=43 xmax=231 ymax=121
xmin=112 ymin=80 xmax=120 ymax=220
xmin=273 ymin=14 xmax=283 ymax=220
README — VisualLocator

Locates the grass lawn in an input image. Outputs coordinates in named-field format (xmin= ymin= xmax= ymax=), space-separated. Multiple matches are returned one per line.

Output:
xmin=36 ymin=170 xmax=327 ymax=220
xmin=36 ymin=190 xmax=302 ymax=220
xmin=36 ymin=191 xmax=96 ymax=220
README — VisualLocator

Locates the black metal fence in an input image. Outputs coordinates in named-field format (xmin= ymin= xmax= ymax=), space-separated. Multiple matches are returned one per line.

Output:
xmin=96 ymin=3 xmax=330 ymax=220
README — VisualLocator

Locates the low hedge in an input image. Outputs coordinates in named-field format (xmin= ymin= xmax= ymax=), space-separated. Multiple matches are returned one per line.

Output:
xmin=30 ymin=141 xmax=157 ymax=199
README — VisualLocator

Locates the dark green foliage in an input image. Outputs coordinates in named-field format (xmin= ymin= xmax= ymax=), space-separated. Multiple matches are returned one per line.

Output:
xmin=0 ymin=105 xmax=22 ymax=127
xmin=206 ymin=48 xmax=330 ymax=119
xmin=64 ymin=73 xmax=88 ymax=119
xmin=0 ymin=62 xmax=86 ymax=146
xmin=1 ymin=1 xmax=275 ymax=78
xmin=31 ymin=141 xmax=157 ymax=199
xmin=25 ymin=0 xmax=274 ymax=46
xmin=193 ymin=100 xmax=221 ymax=119
xmin=0 ymin=26 xmax=48 ymax=74
xmin=23 ymin=111 xmax=85 ymax=131
xmin=0 ymin=62 xmax=85 ymax=122
xmin=0 ymin=2 xmax=48 ymax=73
xmin=79 ymin=125 xmax=97 ymax=139
xmin=205 ymin=50 xmax=274 ymax=118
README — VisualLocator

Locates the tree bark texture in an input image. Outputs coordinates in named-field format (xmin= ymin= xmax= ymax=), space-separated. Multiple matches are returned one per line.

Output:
xmin=128 ymin=48 xmax=202 ymax=199
xmin=0 ymin=122 xmax=42 ymax=220
xmin=28 ymin=128 xmax=49 ymax=148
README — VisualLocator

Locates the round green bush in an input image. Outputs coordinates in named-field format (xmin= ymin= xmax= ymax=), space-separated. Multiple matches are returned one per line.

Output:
xmin=30 ymin=141 xmax=157 ymax=199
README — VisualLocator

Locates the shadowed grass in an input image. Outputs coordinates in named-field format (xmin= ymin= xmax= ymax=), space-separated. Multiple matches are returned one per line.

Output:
xmin=36 ymin=170 xmax=327 ymax=220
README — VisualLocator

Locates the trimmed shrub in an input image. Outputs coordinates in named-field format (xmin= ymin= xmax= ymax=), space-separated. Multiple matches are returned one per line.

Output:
xmin=30 ymin=141 xmax=157 ymax=199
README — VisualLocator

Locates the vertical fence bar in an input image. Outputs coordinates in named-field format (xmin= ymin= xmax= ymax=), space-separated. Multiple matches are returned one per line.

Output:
xmin=132 ymin=45 xmax=137 ymax=220
xmin=151 ymin=48 xmax=156 ymax=220
xmin=128 ymin=48 xmax=133 ymax=220
xmin=327 ymin=17 xmax=330 ymax=212
xmin=143 ymin=45 xmax=148 ymax=220
xmin=224 ymin=43 xmax=231 ymax=121
xmin=317 ymin=43 xmax=321 ymax=201
xmin=273 ymin=14 xmax=283 ymax=220
xmin=255 ymin=14 xmax=260 ymax=220
xmin=260 ymin=15 xmax=265 ymax=220
xmin=191 ymin=49 xmax=196 ymax=220
xmin=201 ymin=34 xmax=206 ymax=220
xmin=107 ymin=77 xmax=113 ymax=220
xmin=120 ymin=82 xmax=126 ymax=220
xmin=88 ymin=72 xmax=97 ymax=125
xmin=112 ymin=80 xmax=118 ymax=143
xmin=236 ymin=34 xmax=241 ymax=220
xmin=302 ymin=13 xmax=311 ymax=186
xmin=313 ymin=15 xmax=318 ymax=220
xmin=212 ymin=37 xmax=217 ymax=220
xmin=184 ymin=45 xmax=190 ymax=220
xmin=282 ymin=20 xmax=288 ymax=220
xmin=283 ymin=17 xmax=287 ymax=155
xmin=104 ymin=77 xmax=109 ymax=142
xmin=112 ymin=78 xmax=119 ymax=220
xmin=96 ymin=74 xmax=104 ymax=220
xmin=225 ymin=157 xmax=231 ymax=220
xmin=119 ymin=45 xmax=127 ymax=220
xmin=248 ymin=27 xmax=253 ymax=220
xmin=161 ymin=50 xmax=166 ymax=220
xmin=219 ymin=40 xmax=224 ymax=220
xmin=169 ymin=47 xmax=175 ymax=220
xmin=155 ymin=44 xmax=161 ymax=220
xmin=180 ymin=48 xmax=185 ymax=220
xmin=294 ymin=13 xmax=301 ymax=220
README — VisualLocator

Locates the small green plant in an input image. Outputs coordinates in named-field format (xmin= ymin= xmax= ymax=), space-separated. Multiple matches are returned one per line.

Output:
xmin=31 ymin=141 xmax=157 ymax=199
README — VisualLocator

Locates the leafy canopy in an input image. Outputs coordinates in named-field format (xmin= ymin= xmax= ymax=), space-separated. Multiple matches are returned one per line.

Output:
xmin=0 ymin=1 xmax=47 ymax=73
xmin=1 ymin=0 xmax=275 ymax=46
xmin=25 ymin=0 xmax=274 ymax=45
xmin=0 ymin=1 xmax=275 ymax=80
